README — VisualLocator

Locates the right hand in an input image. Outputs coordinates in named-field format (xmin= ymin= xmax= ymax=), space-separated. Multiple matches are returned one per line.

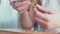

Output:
xmin=34 ymin=4 xmax=60 ymax=30
xmin=10 ymin=0 xmax=31 ymax=14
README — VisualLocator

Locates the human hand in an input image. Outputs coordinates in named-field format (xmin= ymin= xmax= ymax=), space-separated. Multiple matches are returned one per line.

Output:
xmin=34 ymin=4 xmax=60 ymax=30
xmin=10 ymin=0 xmax=31 ymax=14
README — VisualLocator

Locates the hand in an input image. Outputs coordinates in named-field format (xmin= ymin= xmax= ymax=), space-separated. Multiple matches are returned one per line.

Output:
xmin=34 ymin=4 xmax=60 ymax=30
xmin=10 ymin=0 xmax=31 ymax=14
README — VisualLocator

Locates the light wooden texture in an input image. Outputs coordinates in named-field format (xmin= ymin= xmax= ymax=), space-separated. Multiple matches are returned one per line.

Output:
xmin=0 ymin=30 xmax=59 ymax=34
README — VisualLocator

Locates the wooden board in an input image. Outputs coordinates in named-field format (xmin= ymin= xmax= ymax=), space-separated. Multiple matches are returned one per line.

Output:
xmin=0 ymin=30 xmax=59 ymax=34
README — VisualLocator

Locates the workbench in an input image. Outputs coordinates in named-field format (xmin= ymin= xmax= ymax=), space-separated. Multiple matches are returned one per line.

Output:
xmin=0 ymin=29 xmax=59 ymax=34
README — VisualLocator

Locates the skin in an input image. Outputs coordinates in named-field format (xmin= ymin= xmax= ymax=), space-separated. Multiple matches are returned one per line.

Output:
xmin=34 ymin=4 xmax=60 ymax=30
xmin=10 ymin=0 xmax=60 ymax=30
xmin=10 ymin=0 xmax=40 ymax=30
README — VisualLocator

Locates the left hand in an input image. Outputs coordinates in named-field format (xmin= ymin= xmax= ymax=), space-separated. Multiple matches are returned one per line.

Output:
xmin=34 ymin=4 xmax=60 ymax=30
xmin=10 ymin=0 xmax=31 ymax=14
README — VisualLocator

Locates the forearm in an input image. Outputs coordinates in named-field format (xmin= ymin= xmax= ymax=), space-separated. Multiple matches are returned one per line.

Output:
xmin=20 ymin=0 xmax=35 ymax=30
xmin=20 ymin=11 xmax=34 ymax=29
xmin=20 ymin=0 xmax=40 ymax=29
xmin=28 ymin=0 xmax=40 ymax=24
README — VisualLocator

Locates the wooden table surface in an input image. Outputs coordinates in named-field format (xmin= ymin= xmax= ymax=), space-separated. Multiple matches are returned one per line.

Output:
xmin=0 ymin=29 xmax=59 ymax=34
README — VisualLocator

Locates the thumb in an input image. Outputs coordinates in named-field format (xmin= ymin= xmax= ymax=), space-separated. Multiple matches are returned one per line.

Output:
xmin=36 ymin=4 xmax=53 ymax=14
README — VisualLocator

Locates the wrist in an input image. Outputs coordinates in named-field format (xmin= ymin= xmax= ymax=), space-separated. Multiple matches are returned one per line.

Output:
xmin=19 ymin=11 xmax=28 ymax=15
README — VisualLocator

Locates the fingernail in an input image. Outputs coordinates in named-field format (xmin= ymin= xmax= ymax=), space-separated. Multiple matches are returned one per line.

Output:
xmin=36 ymin=4 xmax=41 ymax=7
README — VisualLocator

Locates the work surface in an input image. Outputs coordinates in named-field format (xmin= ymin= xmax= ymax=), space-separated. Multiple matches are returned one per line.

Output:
xmin=0 ymin=29 xmax=59 ymax=34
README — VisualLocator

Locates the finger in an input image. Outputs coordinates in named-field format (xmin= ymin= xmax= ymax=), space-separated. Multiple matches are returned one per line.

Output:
xmin=35 ymin=17 xmax=48 ymax=29
xmin=16 ymin=1 xmax=31 ymax=7
xmin=10 ymin=0 xmax=23 ymax=7
xmin=46 ymin=22 xmax=60 ymax=30
xmin=34 ymin=7 xmax=49 ymax=21
xmin=14 ymin=1 xmax=31 ymax=8
xmin=36 ymin=4 xmax=53 ymax=14
xmin=17 ymin=4 xmax=29 ymax=13
xmin=10 ymin=2 xmax=18 ymax=10
xmin=14 ymin=2 xmax=23 ymax=7
xmin=17 ymin=4 xmax=30 ymax=11
xmin=9 ymin=0 xmax=18 ymax=2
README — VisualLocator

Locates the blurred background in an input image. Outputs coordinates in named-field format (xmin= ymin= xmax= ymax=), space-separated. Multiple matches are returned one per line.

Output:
xmin=0 ymin=0 xmax=60 ymax=32
xmin=0 ymin=0 xmax=22 ymax=29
